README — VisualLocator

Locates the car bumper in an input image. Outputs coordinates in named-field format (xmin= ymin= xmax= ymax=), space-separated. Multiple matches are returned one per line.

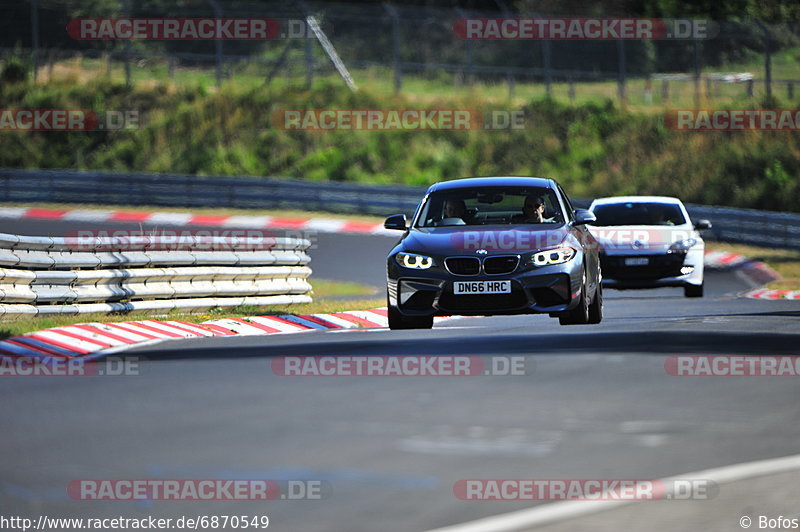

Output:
xmin=600 ymin=250 xmax=704 ymax=289
xmin=387 ymin=260 xmax=585 ymax=317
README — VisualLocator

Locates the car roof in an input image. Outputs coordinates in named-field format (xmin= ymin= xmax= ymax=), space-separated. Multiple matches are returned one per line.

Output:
xmin=591 ymin=195 xmax=683 ymax=205
xmin=427 ymin=176 xmax=556 ymax=192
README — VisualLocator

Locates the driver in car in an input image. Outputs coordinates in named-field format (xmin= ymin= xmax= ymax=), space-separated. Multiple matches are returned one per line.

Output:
xmin=513 ymin=195 xmax=553 ymax=223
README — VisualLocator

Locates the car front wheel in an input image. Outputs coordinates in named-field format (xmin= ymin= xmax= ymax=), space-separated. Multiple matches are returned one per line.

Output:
xmin=387 ymin=298 xmax=434 ymax=330
xmin=587 ymin=282 xmax=603 ymax=324
xmin=558 ymin=270 xmax=590 ymax=325
xmin=684 ymin=283 xmax=704 ymax=298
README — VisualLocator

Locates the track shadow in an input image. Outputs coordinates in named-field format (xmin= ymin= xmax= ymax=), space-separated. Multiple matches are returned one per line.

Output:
xmin=129 ymin=330 xmax=800 ymax=362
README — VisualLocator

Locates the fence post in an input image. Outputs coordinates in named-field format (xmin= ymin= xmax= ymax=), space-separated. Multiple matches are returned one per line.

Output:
xmin=507 ymin=71 xmax=515 ymax=99
xmin=661 ymin=80 xmax=669 ymax=103
xmin=30 ymin=0 xmax=39 ymax=82
xmin=305 ymin=31 xmax=313 ymax=87
xmin=568 ymin=78 xmax=575 ymax=101
xmin=692 ymin=39 xmax=700 ymax=107
xmin=118 ymin=0 xmax=131 ymax=87
xmin=788 ymin=82 xmax=794 ymax=100
xmin=542 ymin=40 xmax=552 ymax=97
xmin=617 ymin=39 xmax=626 ymax=104
xmin=384 ymin=4 xmax=402 ymax=94
xmin=207 ymin=0 xmax=224 ymax=87
xmin=753 ymin=21 xmax=772 ymax=101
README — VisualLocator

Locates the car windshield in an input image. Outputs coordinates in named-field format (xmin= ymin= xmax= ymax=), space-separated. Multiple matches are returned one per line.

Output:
xmin=415 ymin=186 xmax=564 ymax=227
xmin=591 ymin=202 xmax=686 ymax=226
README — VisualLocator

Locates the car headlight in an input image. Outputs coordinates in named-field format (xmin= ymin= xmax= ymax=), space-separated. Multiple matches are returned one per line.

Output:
xmin=668 ymin=238 xmax=697 ymax=253
xmin=396 ymin=252 xmax=434 ymax=270
xmin=530 ymin=247 xmax=576 ymax=267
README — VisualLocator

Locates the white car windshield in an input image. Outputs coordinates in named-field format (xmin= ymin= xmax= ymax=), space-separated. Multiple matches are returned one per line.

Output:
xmin=592 ymin=202 xmax=686 ymax=226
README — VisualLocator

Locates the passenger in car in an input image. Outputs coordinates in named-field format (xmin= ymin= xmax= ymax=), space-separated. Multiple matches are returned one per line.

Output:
xmin=440 ymin=199 xmax=475 ymax=225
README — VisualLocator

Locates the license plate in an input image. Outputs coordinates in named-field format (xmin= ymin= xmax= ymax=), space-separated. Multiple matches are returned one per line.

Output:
xmin=453 ymin=280 xmax=511 ymax=295
xmin=624 ymin=257 xmax=650 ymax=266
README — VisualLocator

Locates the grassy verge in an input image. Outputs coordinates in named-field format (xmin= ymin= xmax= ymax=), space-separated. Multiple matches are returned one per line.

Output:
xmin=0 ymin=279 xmax=382 ymax=339
xmin=28 ymin=47 xmax=800 ymax=111
xmin=708 ymin=243 xmax=800 ymax=290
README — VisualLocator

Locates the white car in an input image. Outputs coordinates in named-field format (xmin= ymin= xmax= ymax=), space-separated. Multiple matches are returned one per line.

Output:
xmin=587 ymin=196 xmax=711 ymax=298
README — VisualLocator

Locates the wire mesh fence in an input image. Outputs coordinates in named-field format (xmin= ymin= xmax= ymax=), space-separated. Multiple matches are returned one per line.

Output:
xmin=2 ymin=1 xmax=798 ymax=103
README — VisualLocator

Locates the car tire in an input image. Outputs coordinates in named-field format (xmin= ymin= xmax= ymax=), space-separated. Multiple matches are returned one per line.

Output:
xmin=684 ymin=283 xmax=704 ymax=298
xmin=388 ymin=300 xmax=434 ymax=330
xmin=559 ymin=270 xmax=590 ymax=326
xmin=587 ymin=282 xmax=603 ymax=324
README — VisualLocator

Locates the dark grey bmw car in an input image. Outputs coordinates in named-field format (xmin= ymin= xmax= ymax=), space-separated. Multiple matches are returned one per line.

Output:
xmin=385 ymin=177 xmax=603 ymax=329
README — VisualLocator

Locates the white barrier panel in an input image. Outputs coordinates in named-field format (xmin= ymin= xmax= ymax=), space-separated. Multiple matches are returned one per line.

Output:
xmin=0 ymin=233 xmax=314 ymax=316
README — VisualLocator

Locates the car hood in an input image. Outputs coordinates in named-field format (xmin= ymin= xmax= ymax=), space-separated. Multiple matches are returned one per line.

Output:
xmin=588 ymin=225 xmax=697 ymax=254
xmin=402 ymin=225 xmax=571 ymax=255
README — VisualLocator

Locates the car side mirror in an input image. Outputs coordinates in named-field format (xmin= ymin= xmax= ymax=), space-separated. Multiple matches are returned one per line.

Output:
xmin=384 ymin=214 xmax=408 ymax=231
xmin=573 ymin=209 xmax=596 ymax=226
xmin=694 ymin=219 xmax=712 ymax=231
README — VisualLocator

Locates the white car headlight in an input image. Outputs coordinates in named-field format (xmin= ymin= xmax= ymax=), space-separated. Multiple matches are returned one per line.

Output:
xmin=530 ymin=247 xmax=576 ymax=267
xmin=396 ymin=252 xmax=434 ymax=270
xmin=668 ymin=238 xmax=697 ymax=253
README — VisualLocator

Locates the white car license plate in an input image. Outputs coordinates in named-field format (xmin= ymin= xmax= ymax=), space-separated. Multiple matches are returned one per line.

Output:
xmin=624 ymin=257 xmax=650 ymax=266
xmin=453 ymin=280 xmax=511 ymax=295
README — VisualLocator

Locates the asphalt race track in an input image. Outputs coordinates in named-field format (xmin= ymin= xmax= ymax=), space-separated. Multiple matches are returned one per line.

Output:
xmin=2 ymin=218 xmax=799 ymax=531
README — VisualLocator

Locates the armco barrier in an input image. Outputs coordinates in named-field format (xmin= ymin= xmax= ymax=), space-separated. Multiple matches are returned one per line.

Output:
xmin=0 ymin=232 xmax=312 ymax=317
xmin=1 ymin=168 xmax=798 ymax=250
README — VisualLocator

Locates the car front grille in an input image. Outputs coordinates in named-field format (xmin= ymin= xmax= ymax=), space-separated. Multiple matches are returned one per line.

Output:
xmin=483 ymin=256 xmax=519 ymax=275
xmin=445 ymin=257 xmax=481 ymax=275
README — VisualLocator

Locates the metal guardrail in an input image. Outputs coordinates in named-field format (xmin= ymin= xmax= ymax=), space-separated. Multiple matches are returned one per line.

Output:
xmin=0 ymin=231 xmax=312 ymax=317
xmin=0 ymin=168 xmax=422 ymax=216
xmin=1 ymin=168 xmax=798 ymax=250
